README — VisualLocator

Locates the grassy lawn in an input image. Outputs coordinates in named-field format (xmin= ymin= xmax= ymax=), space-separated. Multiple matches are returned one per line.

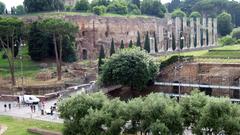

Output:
xmin=157 ymin=44 xmax=240 ymax=63
xmin=0 ymin=116 xmax=63 ymax=135
xmin=0 ymin=46 xmax=41 ymax=78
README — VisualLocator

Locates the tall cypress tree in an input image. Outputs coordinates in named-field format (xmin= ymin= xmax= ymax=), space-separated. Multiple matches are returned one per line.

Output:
xmin=98 ymin=45 xmax=105 ymax=72
xmin=154 ymin=32 xmax=158 ymax=52
xmin=110 ymin=38 xmax=115 ymax=56
xmin=120 ymin=40 xmax=124 ymax=49
xmin=136 ymin=31 xmax=141 ymax=48
xmin=144 ymin=32 xmax=150 ymax=53
xmin=129 ymin=40 xmax=133 ymax=48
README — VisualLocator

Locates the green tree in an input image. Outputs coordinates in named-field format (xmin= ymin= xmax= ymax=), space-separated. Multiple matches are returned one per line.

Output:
xmin=75 ymin=0 xmax=90 ymax=12
xmin=110 ymin=38 xmax=115 ymax=56
xmin=193 ymin=0 xmax=227 ymax=18
xmin=24 ymin=0 xmax=64 ymax=13
xmin=154 ymin=32 xmax=158 ymax=52
xmin=190 ymin=11 xmax=201 ymax=18
xmin=120 ymin=40 xmax=124 ymax=49
xmin=136 ymin=31 xmax=141 ymax=48
xmin=0 ymin=1 xmax=5 ymax=14
xmin=171 ymin=8 xmax=186 ymax=18
xmin=141 ymin=93 xmax=184 ymax=134
xmin=217 ymin=12 xmax=233 ymax=36
xmin=179 ymin=0 xmax=199 ymax=15
xmin=91 ymin=0 xmax=110 ymax=8
xmin=98 ymin=45 xmax=105 ymax=72
xmin=128 ymin=3 xmax=141 ymax=15
xmin=128 ymin=40 xmax=133 ymax=48
xmin=107 ymin=0 xmax=128 ymax=15
xmin=180 ymin=90 xmax=208 ymax=130
xmin=15 ymin=5 xmax=26 ymax=15
xmin=144 ymin=32 xmax=150 ymax=53
xmin=125 ymin=97 xmax=144 ymax=133
xmin=0 ymin=17 xmax=24 ymax=86
xmin=132 ymin=0 xmax=140 ymax=8
xmin=93 ymin=5 xmax=106 ymax=15
xmin=99 ymin=47 xmax=157 ymax=90
xmin=40 ymin=18 xmax=78 ymax=81
xmin=58 ymin=92 xmax=109 ymax=135
xmin=28 ymin=22 xmax=50 ymax=61
xmin=167 ymin=0 xmax=181 ymax=13
xmin=194 ymin=98 xmax=238 ymax=134
xmin=141 ymin=0 xmax=166 ymax=18
xmin=11 ymin=7 xmax=16 ymax=15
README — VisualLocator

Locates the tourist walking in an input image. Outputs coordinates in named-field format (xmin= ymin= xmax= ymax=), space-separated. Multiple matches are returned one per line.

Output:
xmin=8 ymin=103 xmax=11 ymax=110
xmin=4 ymin=104 xmax=7 ymax=112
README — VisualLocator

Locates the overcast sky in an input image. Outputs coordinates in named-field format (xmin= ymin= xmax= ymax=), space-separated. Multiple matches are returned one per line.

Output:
xmin=0 ymin=0 xmax=171 ymax=10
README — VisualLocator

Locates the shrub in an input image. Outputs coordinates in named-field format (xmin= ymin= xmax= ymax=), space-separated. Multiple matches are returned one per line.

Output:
xmin=93 ymin=5 xmax=106 ymax=15
xmin=231 ymin=27 xmax=240 ymax=39
xmin=219 ymin=35 xmax=236 ymax=46
xmin=99 ymin=47 xmax=158 ymax=90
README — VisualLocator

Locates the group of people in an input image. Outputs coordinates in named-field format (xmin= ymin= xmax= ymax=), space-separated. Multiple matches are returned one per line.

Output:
xmin=3 ymin=103 xmax=11 ymax=112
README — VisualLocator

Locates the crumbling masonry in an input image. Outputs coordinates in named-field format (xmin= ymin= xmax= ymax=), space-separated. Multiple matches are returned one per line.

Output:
xmin=63 ymin=16 xmax=218 ymax=60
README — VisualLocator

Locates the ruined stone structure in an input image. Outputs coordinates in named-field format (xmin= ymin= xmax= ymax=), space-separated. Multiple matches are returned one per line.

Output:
xmin=157 ymin=62 xmax=240 ymax=98
xmin=63 ymin=16 xmax=218 ymax=60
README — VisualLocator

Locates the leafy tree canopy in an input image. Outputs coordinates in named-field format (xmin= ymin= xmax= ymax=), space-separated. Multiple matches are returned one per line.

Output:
xmin=23 ymin=0 xmax=64 ymax=13
xmin=99 ymin=47 xmax=158 ymax=90
xmin=217 ymin=12 xmax=233 ymax=36
xmin=0 ymin=1 xmax=5 ymax=14
xmin=171 ymin=8 xmax=186 ymax=18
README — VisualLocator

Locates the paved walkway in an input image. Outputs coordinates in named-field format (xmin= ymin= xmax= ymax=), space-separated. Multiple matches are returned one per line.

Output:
xmin=0 ymin=100 xmax=63 ymax=123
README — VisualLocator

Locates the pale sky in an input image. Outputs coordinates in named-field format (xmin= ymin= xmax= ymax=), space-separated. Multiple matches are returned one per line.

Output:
xmin=0 ymin=0 xmax=171 ymax=10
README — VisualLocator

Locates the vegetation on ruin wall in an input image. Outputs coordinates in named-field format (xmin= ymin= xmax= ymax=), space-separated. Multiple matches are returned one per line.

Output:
xmin=0 ymin=116 xmax=63 ymax=135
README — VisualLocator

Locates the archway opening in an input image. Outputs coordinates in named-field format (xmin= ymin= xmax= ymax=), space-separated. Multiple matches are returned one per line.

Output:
xmin=172 ymin=81 xmax=180 ymax=94
xmin=82 ymin=49 xmax=88 ymax=60
xmin=199 ymin=85 xmax=212 ymax=96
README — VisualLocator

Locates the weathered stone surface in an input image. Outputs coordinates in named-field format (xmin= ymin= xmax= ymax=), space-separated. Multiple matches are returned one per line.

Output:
xmin=208 ymin=18 xmax=213 ymax=46
xmin=157 ymin=62 xmax=240 ymax=97
xmin=22 ymin=15 xmax=218 ymax=59
xmin=196 ymin=18 xmax=201 ymax=48
xmin=28 ymin=128 xmax=62 ymax=135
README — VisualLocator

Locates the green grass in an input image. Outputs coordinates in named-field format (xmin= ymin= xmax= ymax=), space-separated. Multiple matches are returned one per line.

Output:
xmin=157 ymin=44 xmax=240 ymax=63
xmin=0 ymin=47 xmax=41 ymax=78
xmin=0 ymin=116 xmax=63 ymax=135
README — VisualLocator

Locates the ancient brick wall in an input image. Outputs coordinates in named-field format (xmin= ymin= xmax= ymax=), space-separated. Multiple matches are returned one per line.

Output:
xmin=21 ymin=15 xmax=217 ymax=60
xmin=157 ymin=63 xmax=240 ymax=98
xmin=64 ymin=15 xmax=166 ymax=59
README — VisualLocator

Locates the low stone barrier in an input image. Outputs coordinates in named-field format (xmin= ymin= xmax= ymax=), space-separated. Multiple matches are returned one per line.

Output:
xmin=27 ymin=128 xmax=62 ymax=135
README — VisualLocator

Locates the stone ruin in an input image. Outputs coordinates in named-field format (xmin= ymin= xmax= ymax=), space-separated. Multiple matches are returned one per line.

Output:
xmin=63 ymin=15 xmax=218 ymax=60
